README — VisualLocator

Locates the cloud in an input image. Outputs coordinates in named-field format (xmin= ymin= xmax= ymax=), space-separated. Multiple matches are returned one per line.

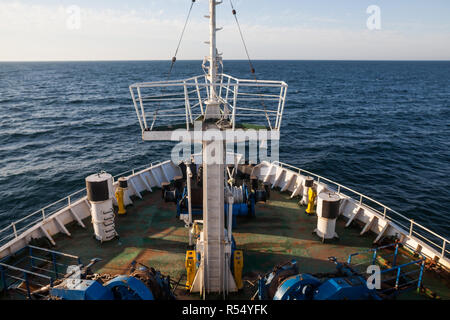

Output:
xmin=225 ymin=24 xmax=450 ymax=60
xmin=0 ymin=2 xmax=195 ymax=61
xmin=0 ymin=1 xmax=449 ymax=61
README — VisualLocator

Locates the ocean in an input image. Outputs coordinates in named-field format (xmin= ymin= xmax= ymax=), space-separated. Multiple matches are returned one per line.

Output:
xmin=0 ymin=60 xmax=449 ymax=239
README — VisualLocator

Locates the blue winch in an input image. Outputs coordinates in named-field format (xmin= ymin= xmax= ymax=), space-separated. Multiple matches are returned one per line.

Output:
xmin=257 ymin=243 xmax=426 ymax=300
xmin=175 ymin=184 xmax=256 ymax=224
xmin=163 ymin=163 xmax=267 ymax=227
xmin=258 ymin=258 xmax=379 ymax=300
xmin=50 ymin=260 xmax=175 ymax=300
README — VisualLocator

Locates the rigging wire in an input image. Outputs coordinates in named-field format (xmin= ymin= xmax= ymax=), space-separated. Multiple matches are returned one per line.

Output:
xmin=229 ymin=0 xmax=272 ymax=129
xmin=151 ymin=0 xmax=196 ymax=130
xmin=229 ymin=0 xmax=255 ymax=75
xmin=167 ymin=0 xmax=196 ymax=80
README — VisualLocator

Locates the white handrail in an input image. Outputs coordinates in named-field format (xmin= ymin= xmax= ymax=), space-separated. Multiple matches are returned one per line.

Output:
xmin=129 ymin=74 xmax=288 ymax=132
xmin=1 ymin=159 xmax=448 ymax=261
xmin=0 ymin=161 xmax=162 ymax=244
xmin=272 ymin=160 xmax=449 ymax=258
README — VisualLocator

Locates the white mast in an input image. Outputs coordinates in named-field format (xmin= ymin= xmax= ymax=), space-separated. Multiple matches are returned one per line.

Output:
xmin=190 ymin=0 xmax=237 ymax=296
xmin=209 ymin=0 xmax=218 ymax=100
xmin=204 ymin=0 xmax=222 ymax=120
xmin=129 ymin=0 xmax=288 ymax=298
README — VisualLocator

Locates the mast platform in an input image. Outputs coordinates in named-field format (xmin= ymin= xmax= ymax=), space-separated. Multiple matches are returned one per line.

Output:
xmin=130 ymin=74 xmax=287 ymax=142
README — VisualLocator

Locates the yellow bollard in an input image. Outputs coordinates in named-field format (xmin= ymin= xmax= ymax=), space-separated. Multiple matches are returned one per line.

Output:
xmin=233 ymin=250 xmax=244 ymax=290
xmin=185 ymin=250 xmax=197 ymax=290
xmin=192 ymin=221 xmax=201 ymax=240
xmin=305 ymin=187 xmax=317 ymax=215
xmin=115 ymin=187 xmax=126 ymax=215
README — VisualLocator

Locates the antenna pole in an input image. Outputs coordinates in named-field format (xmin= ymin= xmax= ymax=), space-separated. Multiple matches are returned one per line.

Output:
xmin=209 ymin=0 xmax=217 ymax=100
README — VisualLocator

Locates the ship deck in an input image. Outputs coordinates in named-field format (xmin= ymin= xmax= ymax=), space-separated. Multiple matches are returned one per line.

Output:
xmin=14 ymin=189 xmax=450 ymax=300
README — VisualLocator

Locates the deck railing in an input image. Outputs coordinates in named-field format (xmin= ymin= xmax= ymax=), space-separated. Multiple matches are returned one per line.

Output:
xmin=0 ymin=161 xmax=161 ymax=247
xmin=1 ymin=159 xmax=448 ymax=263
xmin=272 ymin=161 xmax=450 ymax=260
xmin=129 ymin=73 xmax=288 ymax=132
xmin=0 ymin=245 xmax=82 ymax=299
xmin=346 ymin=243 xmax=426 ymax=295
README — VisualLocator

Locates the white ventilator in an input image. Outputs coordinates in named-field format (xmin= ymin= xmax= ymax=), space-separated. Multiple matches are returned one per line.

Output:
xmin=85 ymin=172 xmax=118 ymax=242
xmin=314 ymin=191 xmax=340 ymax=241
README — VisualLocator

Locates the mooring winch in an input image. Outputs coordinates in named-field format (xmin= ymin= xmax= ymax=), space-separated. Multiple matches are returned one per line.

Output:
xmin=256 ymin=243 xmax=427 ymax=300
xmin=49 ymin=260 xmax=175 ymax=300
xmin=257 ymin=257 xmax=380 ymax=300
xmin=0 ymin=245 xmax=176 ymax=300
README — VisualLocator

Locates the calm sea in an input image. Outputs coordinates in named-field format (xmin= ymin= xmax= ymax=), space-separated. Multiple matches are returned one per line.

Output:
xmin=0 ymin=60 xmax=449 ymax=238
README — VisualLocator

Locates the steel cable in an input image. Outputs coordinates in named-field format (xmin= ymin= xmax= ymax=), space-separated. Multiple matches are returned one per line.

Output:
xmin=229 ymin=0 xmax=272 ymax=130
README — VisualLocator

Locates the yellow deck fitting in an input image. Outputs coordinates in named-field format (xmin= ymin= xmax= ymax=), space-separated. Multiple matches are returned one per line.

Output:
xmin=306 ymin=187 xmax=317 ymax=215
xmin=192 ymin=221 xmax=201 ymax=240
xmin=233 ymin=250 xmax=244 ymax=290
xmin=115 ymin=187 xmax=126 ymax=215
xmin=185 ymin=250 xmax=197 ymax=290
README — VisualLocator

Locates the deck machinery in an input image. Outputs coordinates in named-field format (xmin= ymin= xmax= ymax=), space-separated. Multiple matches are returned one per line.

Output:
xmin=0 ymin=0 xmax=449 ymax=303
xmin=128 ymin=0 xmax=287 ymax=296
xmin=257 ymin=243 xmax=427 ymax=300
xmin=0 ymin=245 xmax=174 ymax=300
xmin=166 ymin=160 xmax=258 ymax=226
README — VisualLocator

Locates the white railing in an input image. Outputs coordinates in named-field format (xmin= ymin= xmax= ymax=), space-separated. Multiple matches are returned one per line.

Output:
xmin=129 ymin=73 xmax=288 ymax=132
xmin=0 ymin=188 xmax=86 ymax=247
xmin=272 ymin=161 xmax=450 ymax=260
xmin=0 ymin=161 xmax=162 ymax=247
xmin=4 ymin=158 xmax=446 ymax=263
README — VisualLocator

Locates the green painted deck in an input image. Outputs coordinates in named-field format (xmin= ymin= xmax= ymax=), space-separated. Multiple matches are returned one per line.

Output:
xmin=150 ymin=121 xmax=268 ymax=131
xmin=24 ymin=189 xmax=450 ymax=299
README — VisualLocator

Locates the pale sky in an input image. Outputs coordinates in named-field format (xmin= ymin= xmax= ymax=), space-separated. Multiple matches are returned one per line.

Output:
xmin=0 ymin=0 xmax=449 ymax=61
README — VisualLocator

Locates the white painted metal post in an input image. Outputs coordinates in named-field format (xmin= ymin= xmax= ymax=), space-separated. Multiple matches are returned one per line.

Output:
xmin=184 ymin=81 xmax=191 ymax=129
xmin=130 ymin=87 xmax=144 ymax=131
xmin=219 ymin=74 xmax=224 ymax=98
xmin=275 ymin=87 xmax=283 ymax=129
xmin=277 ymin=87 xmax=287 ymax=129
xmin=195 ymin=78 xmax=204 ymax=115
xmin=232 ymin=84 xmax=238 ymax=129
xmin=228 ymin=196 xmax=234 ymax=242
xmin=136 ymin=87 xmax=148 ymax=129
xmin=225 ymin=77 xmax=231 ymax=105
xmin=12 ymin=223 xmax=17 ymax=238
xmin=204 ymin=75 xmax=210 ymax=100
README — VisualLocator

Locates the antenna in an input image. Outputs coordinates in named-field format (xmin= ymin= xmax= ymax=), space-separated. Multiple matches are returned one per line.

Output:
xmin=204 ymin=0 xmax=223 ymax=120
xmin=209 ymin=0 xmax=217 ymax=98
